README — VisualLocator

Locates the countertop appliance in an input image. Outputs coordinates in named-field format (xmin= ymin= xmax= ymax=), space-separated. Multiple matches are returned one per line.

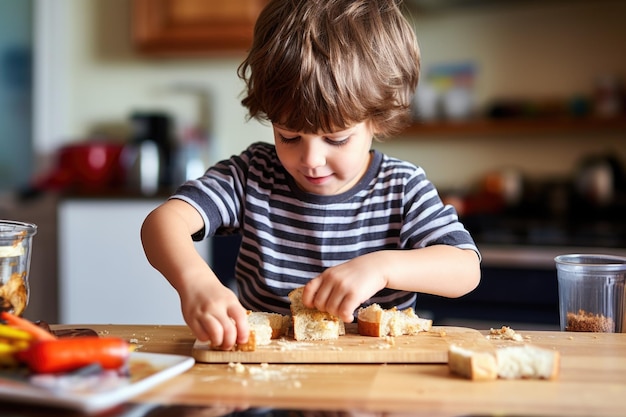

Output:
xmin=127 ymin=112 xmax=175 ymax=194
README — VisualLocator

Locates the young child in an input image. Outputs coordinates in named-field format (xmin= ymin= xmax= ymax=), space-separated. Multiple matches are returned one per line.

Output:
xmin=141 ymin=0 xmax=481 ymax=350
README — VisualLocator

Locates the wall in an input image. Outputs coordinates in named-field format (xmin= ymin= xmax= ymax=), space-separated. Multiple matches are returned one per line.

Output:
xmin=34 ymin=0 xmax=272 ymax=171
xmin=0 ymin=0 xmax=32 ymax=192
xmin=35 ymin=0 xmax=626 ymax=190
xmin=378 ymin=0 xmax=626 ymax=189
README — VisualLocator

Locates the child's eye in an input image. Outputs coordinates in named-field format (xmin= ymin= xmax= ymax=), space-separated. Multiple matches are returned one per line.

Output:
xmin=326 ymin=137 xmax=349 ymax=146
xmin=279 ymin=134 xmax=300 ymax=144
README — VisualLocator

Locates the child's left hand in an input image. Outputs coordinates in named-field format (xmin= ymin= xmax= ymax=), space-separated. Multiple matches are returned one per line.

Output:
xmin=301 ymin=252 xmax=389 ymax=323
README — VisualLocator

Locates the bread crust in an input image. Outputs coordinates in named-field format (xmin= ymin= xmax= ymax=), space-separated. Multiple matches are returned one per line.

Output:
xmin=234 ymin=330 xmax=257 ymax=352
xmin=544 ymin=351 xmax=560 ymax=380
xmin=448 ymin=345 xmax=497 ymax=381
xmin=357 ymin=320 xmax=382 ymax=337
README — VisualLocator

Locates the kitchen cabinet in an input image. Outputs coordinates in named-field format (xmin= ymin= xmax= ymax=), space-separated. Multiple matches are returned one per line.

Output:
xmin=58 ymin=199 xmax=209 ymax=325
xmin=132 ymin=0 xmax=268 ymax=55
xmin=401 ymin=116 xmax=626 ymax=138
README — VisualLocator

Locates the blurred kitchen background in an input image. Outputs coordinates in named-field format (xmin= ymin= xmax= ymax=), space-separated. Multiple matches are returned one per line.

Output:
xmin=1 ymin=0 xmax=625 ymax=329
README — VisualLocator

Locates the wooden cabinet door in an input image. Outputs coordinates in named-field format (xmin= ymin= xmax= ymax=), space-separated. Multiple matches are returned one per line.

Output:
xmin=133 ymin=0 xmax=267 ymax=56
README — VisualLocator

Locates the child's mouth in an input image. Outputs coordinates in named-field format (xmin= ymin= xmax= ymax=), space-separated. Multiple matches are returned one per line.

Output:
xmin=304 ymin=175 xmax=332 ymax=185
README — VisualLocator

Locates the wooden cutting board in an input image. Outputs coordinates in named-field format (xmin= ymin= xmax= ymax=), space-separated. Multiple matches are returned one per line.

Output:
xmin=192 ymin=325 xmax=493 ymax=364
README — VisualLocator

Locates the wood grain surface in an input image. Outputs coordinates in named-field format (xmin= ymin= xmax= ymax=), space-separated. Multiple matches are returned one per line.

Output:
xmin=192 ymin=325 xmax=494 ymax=363
xmin=45 ymin=324 xmax=626 ymax=417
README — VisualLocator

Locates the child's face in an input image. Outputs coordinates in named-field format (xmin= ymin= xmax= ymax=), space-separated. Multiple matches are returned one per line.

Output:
xmin=273 ymin=121 xmax=374 ymax=196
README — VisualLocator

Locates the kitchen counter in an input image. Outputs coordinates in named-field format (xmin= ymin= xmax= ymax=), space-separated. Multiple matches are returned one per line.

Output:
xmin=418 ymin=245 xmax=626 ymax=329
xmin=7 ymin=324 xmax=620 ymax=417
xmin=479 ymin=243 xmax=626 ymax=269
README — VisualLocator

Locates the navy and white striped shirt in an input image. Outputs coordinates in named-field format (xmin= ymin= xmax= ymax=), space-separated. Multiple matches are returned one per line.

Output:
xmin=172 ymin=142 xmax=479 ymax=316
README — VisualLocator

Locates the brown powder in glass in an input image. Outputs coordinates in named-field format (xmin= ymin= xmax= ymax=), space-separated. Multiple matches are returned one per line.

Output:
xmin=566 ymin=309 xmax=615 ymax=332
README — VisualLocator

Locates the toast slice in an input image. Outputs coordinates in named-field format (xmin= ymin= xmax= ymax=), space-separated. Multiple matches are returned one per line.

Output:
xmin=448 ymin=344 xmax=560 ymax=380
xmin=288 ymin=287 xmax=345 ymax=341
xmin=448 ymin=344 xmax=498 ymax=381
xmin=357 ymin=303 xmax=432 ymax=337
xmin=233 ymin=311 xmax=290 ymax=351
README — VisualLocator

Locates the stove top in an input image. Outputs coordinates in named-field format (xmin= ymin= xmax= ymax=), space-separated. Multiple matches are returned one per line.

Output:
xmin=461 ymin=214 xmax=626 ymax=248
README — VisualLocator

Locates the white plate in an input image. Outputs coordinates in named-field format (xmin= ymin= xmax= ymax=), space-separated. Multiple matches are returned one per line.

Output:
xmin=0 ymin=352 xmax=195 ymax=413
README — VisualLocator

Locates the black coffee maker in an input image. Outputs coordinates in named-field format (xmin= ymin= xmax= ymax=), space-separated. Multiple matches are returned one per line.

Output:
xmin=126 ymin=112 xmax=174 ymax=194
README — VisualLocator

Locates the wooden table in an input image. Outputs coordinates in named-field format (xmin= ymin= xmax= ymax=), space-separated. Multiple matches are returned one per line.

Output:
xmin=5 ymin=324 xmax=626 ymax=416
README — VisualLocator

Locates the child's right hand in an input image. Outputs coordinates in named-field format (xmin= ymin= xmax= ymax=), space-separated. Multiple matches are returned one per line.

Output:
xmin=179 ymin=280 xmax=249 ymax=350
xmin=140 ymin=199 xmax=248 ymax=350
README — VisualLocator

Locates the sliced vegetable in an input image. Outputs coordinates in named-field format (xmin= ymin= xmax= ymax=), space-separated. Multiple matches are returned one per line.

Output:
xmin=0 ymin=311 xmax=57 ymax=341
xmin=0 ymin=352 xmax=19 ymax=367
xmin=0 ymin=339 xmax=29 ymax=352
xmin=0 ymin=340 xmax=29 ymax=367
xmin=16 ymin=336 xmax=131 ymax=374
xmin=0 ymin=323 xmax=32 ymax=341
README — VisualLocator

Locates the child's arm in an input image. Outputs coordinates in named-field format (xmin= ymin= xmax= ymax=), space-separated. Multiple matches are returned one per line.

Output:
xmin=302 ymin=245 xmax=480 ymax=323
xmin=141 ymin=199 xmax=249 ymax=349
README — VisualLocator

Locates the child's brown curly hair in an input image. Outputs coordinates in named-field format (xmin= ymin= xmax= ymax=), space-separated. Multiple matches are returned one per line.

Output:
xmin=238 ymin=0 xmax=420 ymax=139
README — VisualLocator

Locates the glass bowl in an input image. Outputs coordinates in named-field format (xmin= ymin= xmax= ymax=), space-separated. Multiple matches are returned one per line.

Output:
xmin=0 ymin=220 xmax=38 ymax=316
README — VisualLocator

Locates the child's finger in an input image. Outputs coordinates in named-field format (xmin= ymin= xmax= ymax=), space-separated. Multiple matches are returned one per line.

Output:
xmin=230 ymin=308 xmax=250 ymax=345
xmin=302 ymin=278 xmax=322 ymax=308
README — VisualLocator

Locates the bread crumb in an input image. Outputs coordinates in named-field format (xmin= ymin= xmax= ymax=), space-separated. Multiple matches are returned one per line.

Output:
xmin=566 ymin=309 xmax=614 ymax=332
xmin=228 ymin=362 xmax=247 ymax=374
xmin=199 ymin=376 xmax=221 ymax=382
xmin=223 ymin=362 xmax=304 ymax=388
xmin=439 ymin=330 xmax=447 ymax=337
xmin=486 ymin=326 xmax=523 ymax=342
xmin=277 ymin=340 xmax=316 ymax=351
xmin=129 ymin=338 xmax=139 ymax=344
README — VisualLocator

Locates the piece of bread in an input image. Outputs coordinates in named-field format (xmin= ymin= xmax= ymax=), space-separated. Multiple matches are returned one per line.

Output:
xmin=448 ymin=344 xmax=560 ymax=380
xmin=496 ymin=345 xmax=560 ymax=380
xmin=233 ymin=330 xmax=257 ymax=352
xmin=357 ymin=303 xmax=433 ymax=337
xmin=288 ymin=287 xmax=345 ymax=341
xmin=233 ymin=311 xmax=290 ymax=351
xmin=448 ymin=344 xmax=498 ymax=381
xmin=269 ymin=312 xmax=292 ymax=339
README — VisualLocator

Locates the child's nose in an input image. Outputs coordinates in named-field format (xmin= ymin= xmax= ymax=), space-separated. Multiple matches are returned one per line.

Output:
xmin=300 ymin=140 xmax=326 ymax=168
